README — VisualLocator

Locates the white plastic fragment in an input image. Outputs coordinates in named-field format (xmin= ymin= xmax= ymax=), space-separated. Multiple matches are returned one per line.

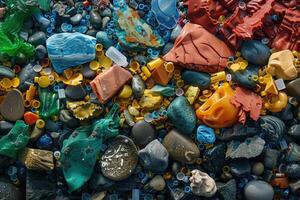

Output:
xmin=105 ymin=46 xmax=129 ymax=67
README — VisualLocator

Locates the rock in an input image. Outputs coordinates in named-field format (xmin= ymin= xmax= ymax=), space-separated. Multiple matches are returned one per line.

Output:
xmin=241 ymin=40 xmax=271 ymax=66
xmin=217 ymin=122 xmax=258 ymax=141
xmin=189 ymin=170 xmax=217 ymax=197
xmin=81 ymin=64 xmax=96 ymax=79
xmin=229 ymin=159 xmax=251 ymax=178
xmin=196 ymin=125 xmax=216 ymax=144
xmin=70 ymin=13 xmax=82 ymax=25
xmin=0 ymin=179 xmax=23 ymax=200
xmin=0 ymin=89 xmax=25 ymax=121
xmin=217 ymin=179 xmax=237 ymax=200
xmin=59 ymin=109 xmax=80 ymax=128
xmin=26 ymin=170 xmax=56 ymax=200
xmin=131 ymin=120 xmax=156 ymax=147
xmin=138 ymin=139 xmax=169 ymax=172
xmin=102 ymin=16 xmax=110 ymax=29
xmin=280 ymin=163 xmax=300 ymax=179
xmin=101 ymin=135 xmax=138 ymax=181
xmin=65 ymin=85 xmax=87 ymax=100
xmin=170 ymin=24 xmax=182 ymax=42
xmin=139 ymin=89 xmax=163 ymax=111
xmin=90 ymin=10 xmax=102 ymax=28
xmin=285 ymin=142 xmax=300 ymax=162
xmin=100 ymin=8 xmax=112 ymax=17
xmin=226 ymin=136 xmax=265 ymax=159
xmin=286 ymin=78 xmax=300 ymax=101
xmin=148 ymin=175 xmax=166 ymax=191
xmin=131 ymin=75 xmax=145 ymax=98
xmin=259 ymin=115 xmax=286 ymax=145
xmin=35 ymin=45 xmax=47 ymax=60
xmin=231 ymin=65 xmax=259 ymax=90
xmin=252 ymin=162 xmax=264 ymax=176
xmin=0 ymin=121 xmax=14 ymax=135
xmin=267 ymin=50 xmax=297 ymax=80
xmin=19 ymin=63 xmax=38 ymax=91
xmin=202 ymin=143 xmax=226 ymax=176
xmin=0 ymin=66 xmax=15 ymax=78
xmin=288 ymin=124 xmax=300 ymax=139
xmin=96 ymin=31 xmax=113 ymax=48
xmin=263 ymin=149 xmax=280 ymax=169
xmin=182 ymin=70 xmax=211 ymax=89
xmin=28 ymin=31 xmax=47 ymax=46
xmin=244 ymin=180 xmax=274 ymax=200
xmin=89 ymin=172 xmax=114 ymax=191
xmin=163 ymin=129 xmax=200 ymax=164
xmin=15 ymin=52 xmax=28 ymax=65
xmin=46 ymin=32 xmax=96 ymax=73
xmin=163 ymin=23 xmax=233 ymax=73
xmin=167 ymin=96 xmax=196 ymax=135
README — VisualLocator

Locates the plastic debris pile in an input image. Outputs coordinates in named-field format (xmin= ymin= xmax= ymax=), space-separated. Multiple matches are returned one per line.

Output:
xmin=0 ymin=0 xmax=299 ymax=200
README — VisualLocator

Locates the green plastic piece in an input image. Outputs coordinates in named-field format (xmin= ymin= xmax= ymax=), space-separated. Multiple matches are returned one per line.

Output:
xmin=0 ymin=120 xmax=30 ymax=158
xmin=151 ymin=84 xmax=176 ymax=97
xmin=0 ymin=0 xmax=50 ymax=61
xmin=60 ymin=104 xmax=120 ymax=192
xmin=38 ymin=87 xmax=60 ymax=120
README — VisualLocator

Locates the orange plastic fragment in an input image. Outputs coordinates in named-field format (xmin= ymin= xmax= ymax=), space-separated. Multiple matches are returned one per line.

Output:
xmin=151 ymin=63 xmax=171 ymax=85
xmin=196 ymin=83 xmax=239 ymax=128
xmin=24 ymin=112 xmax=39 ymax=125
xmin=230 ymin=87 xmax=263 ymax=124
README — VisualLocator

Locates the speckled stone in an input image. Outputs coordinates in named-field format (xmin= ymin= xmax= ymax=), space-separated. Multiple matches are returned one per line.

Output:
xmin=0 ymin=89 xmax=25 ymax=121
xmin=244 ymin=180 xmax=274 ymax=200
xmin=131 ymin=75 xmax=145 ymax=98
xmin=65 ymin=85 xmax=87 ymax=100
xmin=131 ymin=120 xmax=156 ymax=147
xmin=101 ymin=135 xmax=138 ymax=181
xmin=167 ymin=96 xmax=196 ymax=135
xmin=0 ymin=179 xmax=23 ymax=200
xmin=241 ymin=40 xmax=271 ymax=66
xmin=163 ymin=129 xmax=200 ymax=164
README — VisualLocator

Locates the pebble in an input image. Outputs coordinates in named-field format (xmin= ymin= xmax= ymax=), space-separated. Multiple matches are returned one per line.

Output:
xmin=281 ymin=163 xmax=300 ymax=179
xmin=81 ymin=64 xmax=96 ymax=79
xmin=96 ymin=31 xmax=113 ymax=48
xmin=90 ymin=10 xmax=102 ymax=28
xmin=138 ymin=139 xmax=169 ymax=172
xmin=65 ymin=85 xmax=87 ymax=100
xmin=241 ymin=40 xmax=271 ymax=66
xmin=163 ymin=129 xmax=200 ymax=164
xmin=131 ymin=120 xmax=156 ymax=147
xmin=148 ymin=175 xmax=166 ymax=191
xmin=102 ymin=16 xmax=110 ymax=29
xmin=229 ymin=159 xmax=251 ymax=177
xmin=252 ymin=162 xmax=264 ymax=176
xmin=0 ymin=89 xmax=25 ymax=121
xmin=35 ymin=45 xmax=47 ymax=60
xmin=131 ymin=75 xmax=145 ymax=98
xmin=0 ymin=66 xmax=15 ymax=78
xmin=167 ymin=96 xmax=196 ymax=135
xmin=28 ymin=31 xmax=47 ymax=46
xmin=100 ymin=8 xmax=112 ymax=17
xmin=101 ymin=135 xmax=138 ymax=181
xmin=70 ymin=13 xmax=82 ymax=25
xmin=0 ymin=179 xmax=23 ymax=200
xmin=244 ymin=180 xmax=274 ymax=200
xmin=182 ymin=70 xmax=211 ymax=89
xmin=18 ymin=63 xmax=38 ymax=91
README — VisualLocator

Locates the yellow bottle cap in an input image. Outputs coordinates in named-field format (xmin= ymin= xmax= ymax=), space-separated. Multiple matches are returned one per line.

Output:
xmin=0 ymin=78 xmax=12 ymax=89
xmin=37 ymin=76 xmax=51 ymax=88
xmin=36 ymin=119 xmax=45 ymax=129
xmin=99 ymin=56 xmax=113 ymax=69
xmin=164 ymin=62 xmax=175 ymax=73
xmin=141 ymin=66 xmax=151 ymax=78
xmin=130 ymin=61 xmax=140 ymax=71
xmin=11 ymin=77 xmax=20 ymax=88
xmin=89 ymin=61 xmax=100 ymax=70
xmin=230 ymin=63 xmax=241 ymax=72
xmin=239 ymin=60 xmax=248 ymax=69
xmin=96 ymin=43 xmax=103 ymax=52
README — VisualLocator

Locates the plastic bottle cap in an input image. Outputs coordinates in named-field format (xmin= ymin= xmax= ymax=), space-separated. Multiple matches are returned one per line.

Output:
xmin=11 ymin=77 xmax=20 ymax=88
xmin=43 ymin=68 xmax=52 ymax=75
xmin=33 ymin=65 xmax=42 ymax=72
xmin=36 ymin=119 xmax=45 ymax=129
xmin=0 ymin=78 xmax=12 ymax=89
xmin=37 ymin=76 xmax=51 ymax=88
xmin=89 ymin=61 xmax=100 ymax=70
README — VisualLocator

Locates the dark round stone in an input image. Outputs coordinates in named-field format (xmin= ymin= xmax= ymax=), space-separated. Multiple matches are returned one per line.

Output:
xmin=65 ymin=85 xmax=87 ymax=100
xmin=131 ymin=120 xmax=156 ymax=146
